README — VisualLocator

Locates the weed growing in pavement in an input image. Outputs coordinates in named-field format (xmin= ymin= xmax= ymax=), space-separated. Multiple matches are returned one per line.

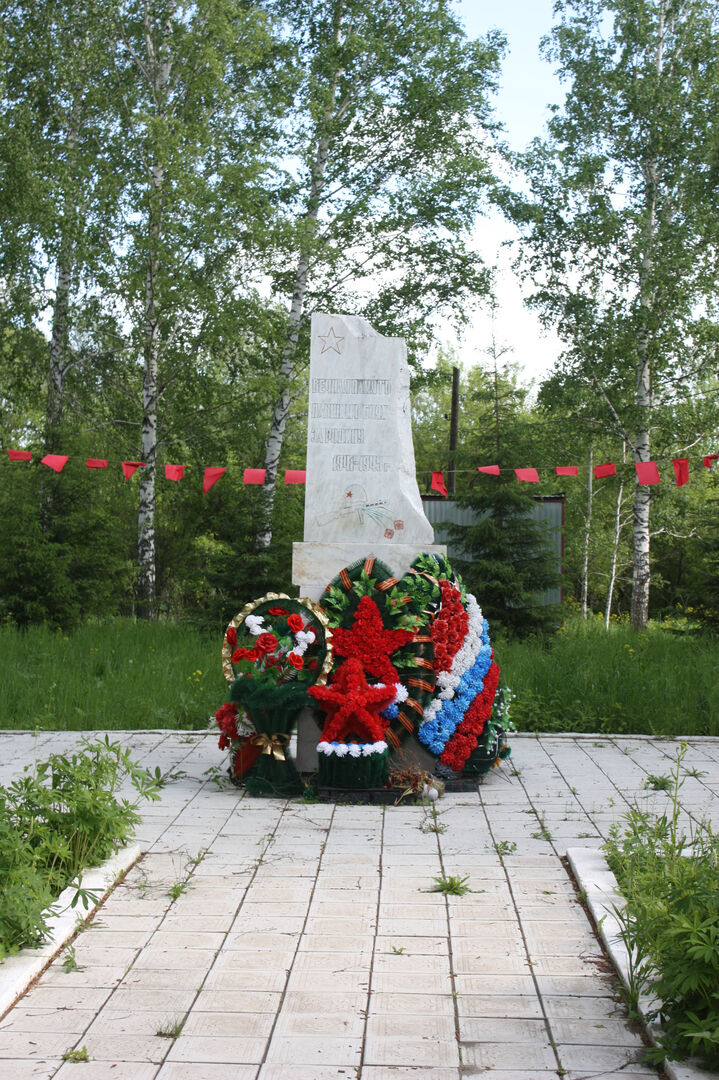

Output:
xmin=391 ymin=945 xmax=405 ymax=954
xmin=429 ymin=874 xmax=472 ymax=896
xmin=419 ymin=803 xmax=448 ymax=834
xmin=62 ymin=1047 xmax=89 ymax=1062
xmin=531 ymin=813 xmax=553 ymax=842
xmin=492 ymin=840 xmax=517 ymax=856
xmin=61 ymin=946 xmax=82 ymax=973
xmin=156 ymin=1017 xmax=185 ymax=1038
xmin=644 ymin=773 xmax=672 ymax=792
xmin=604 ymin=743 xmax=719 ymax=1070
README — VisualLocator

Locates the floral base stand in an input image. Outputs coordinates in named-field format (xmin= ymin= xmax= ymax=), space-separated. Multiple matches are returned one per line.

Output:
xmin=242 ymin=705 xmax=304 ymax=798
xmin=461 ymin=725 xmax=511 ymax=778
xmin=317 ymin=745 xmax=390 ymax=790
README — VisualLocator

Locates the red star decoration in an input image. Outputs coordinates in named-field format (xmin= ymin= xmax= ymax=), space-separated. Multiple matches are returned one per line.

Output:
xmin=331 ymin=596 xmax=413 ymax=684
xmin=309 ymin=657 xmax=397 ymax=743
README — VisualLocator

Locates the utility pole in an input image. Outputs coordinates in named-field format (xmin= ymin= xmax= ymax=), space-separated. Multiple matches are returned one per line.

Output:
xmin=448 ymin=365 xmax=460 ymax=495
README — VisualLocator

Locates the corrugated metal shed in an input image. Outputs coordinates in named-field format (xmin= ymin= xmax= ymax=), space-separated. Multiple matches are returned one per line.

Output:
xmin=420 ymin=495 xmax=564 ymax=607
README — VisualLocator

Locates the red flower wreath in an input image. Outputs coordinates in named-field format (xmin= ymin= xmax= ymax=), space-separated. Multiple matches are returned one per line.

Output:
xmin=440 ymin=659 xmax=501 ymax=771
xmin=309 ymin=657 xmax=397 ymax=743
xmin=330 ymin=595 xmax=414 ymax=685
xmin=431 ymin=580 xmax=469 ymax=674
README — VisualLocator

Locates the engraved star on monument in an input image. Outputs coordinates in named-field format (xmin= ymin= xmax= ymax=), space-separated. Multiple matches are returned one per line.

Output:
xmin=317 ymin=326 xmax=344 ymax=354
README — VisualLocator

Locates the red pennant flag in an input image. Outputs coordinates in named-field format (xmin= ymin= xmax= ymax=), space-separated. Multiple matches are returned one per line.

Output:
xmin=121 ymin=461 xmax=145 ymax=480
xmin=41 ymin=454 xmax=69 ymax=473
xmin=284 ymin=470 xmax=306 ymax=484
xmin=87 ymin=458 xmax=108 ymax=469
xmin=203 ymin=466 xmax=226 ymax=493
xmin=515 ymin=468 xmax=539 ymax=483
xmin=593 ymin=462 xmax=616 ymax=479
xmin=431 ymin=471 xmax=449 ymax=497
xmin=555 ymin=466 xmax=578 ymax=476
xmin=8 ymin=449 xmax=32 ymax=461
xmin=477 ymin=465 xmax=500 ymax=475
xmin=672 ymin=458 xmax=689 ymax=487
xmin=165 ymin=464 xmax=184 ymax=481
xmin=635 ymin=461 xmax=660 ymax=485
xmin=704 ymin=453 xmax=719 ymax=468
xmin=243 ymin=468 xmax=266 ymax=484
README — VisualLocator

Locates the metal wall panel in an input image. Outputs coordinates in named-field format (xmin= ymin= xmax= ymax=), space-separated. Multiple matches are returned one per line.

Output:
xmin=420 ymin=496 xmax=564 ymax=607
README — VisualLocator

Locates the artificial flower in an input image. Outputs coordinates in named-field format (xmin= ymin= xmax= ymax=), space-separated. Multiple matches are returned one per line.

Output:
xmin=288 ymin=652 xmax=304 ymax=669
xmin=287 ymin=613 xmax=304 ymax=632
xmin=226 ymin=626 xmax=237 ymax=649
xmin=309 ymin=657 xmax=396 ymax=743
xmin=256 ymin=632 xmax=279 ymax=654
xmin=268 ymin=606 xmax=289 ymax=615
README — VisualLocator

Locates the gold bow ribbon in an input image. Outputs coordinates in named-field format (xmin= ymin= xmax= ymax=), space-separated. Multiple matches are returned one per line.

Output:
xmin=251 ymin=732 xmax=290 ymax=761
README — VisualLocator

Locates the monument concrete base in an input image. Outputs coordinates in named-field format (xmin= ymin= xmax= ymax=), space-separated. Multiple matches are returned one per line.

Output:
xmin=292 ymin=541 xmax=447 ymax=603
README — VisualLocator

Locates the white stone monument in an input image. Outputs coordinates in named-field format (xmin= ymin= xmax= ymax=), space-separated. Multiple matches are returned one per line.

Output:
xmin=293 ymin=312 xmax=446 ymax=601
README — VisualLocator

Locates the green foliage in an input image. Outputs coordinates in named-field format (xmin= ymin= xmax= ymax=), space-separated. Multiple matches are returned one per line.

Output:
xmin=429 ymin=874 xmax=471 ymax=896
xmin=62 ymin=1047 xmax=89 ymax=1063
xmin=0 ymin=736 xmax=159 ymax=957
xmin=0 ymin=619 xmax=222 ymax=731
xmin=498 ymin=615 xmax=719 ymax=737
xmin=605 ymin=745 xmax=719 ymax=1069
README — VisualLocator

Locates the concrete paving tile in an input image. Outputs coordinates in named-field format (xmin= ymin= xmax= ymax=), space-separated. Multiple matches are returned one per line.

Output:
xmin=213 ymin=949 xmax=293 ymax=971
xmin=0 ymin=1062 xmax=62 ymax=1079
xmin=181 ymin=1011 xmax=275 ymax=1037
xmin=460 ymin=1039 xmax=557 ymax=1070
xmin=285 ymin=969 xmax=370 ymax=993
xmin=374 ymin=936 xmax=448 ymax=956
xmin=363 ymin=1035 xmax=460 ymax=1068
xmin=280 ymin=991 xmax=367 ymax=1014
xmin=222 ymin=932 xmax=299 ymax=952
xmin=290 ymin=951 xmax=368 ymax=973
xmin=262 ymin=1034 xmax=363 ymax=1065
xmin=459 ymin=1015 xmax=548 ymax=1041
xmin=450 ymin=953 xmax=530 ymax=976
xmin=132 ymin=947 xmax=218 ymax=970
xmin=17 ymin=987 xmax=114 ymax=1011
xmin=555 ymin=1043 xmax=647 ymax=1071
xmin=164 ymin=1035 xmax=267 ymax=1063
xmin=70 ymin=946 xmax=140 ymax=968
xmin=85 ymin=1009 xmax=191 ymax=1037
xmin=0 ymin=1007 xmax=96 ymax=1033
xmin=297 ymin=933 xmax=373 ymax=955
xmin=372 ymin=954 xmax=450 ymax=975
xmin=549 ymin=1016 xmax=645 ymax=1046
xmin=369 ymin=992 xmax=455 ymax=1017
xmin=273 ymin=1010 xmax=365 ymax=1037
xmin=369 ymin=972 xmax=452 ymax=994
xmin=541 ymin=994 xmax=624 ymax=1019
xmin=79 ymin=1033 xmax=171 ymax=1062
xmin=39 ymin=965 xmax=127 ymax=989
xmin=456 ymin=993 xmax=543 ymax=1018
xmin=361 ymin=1069 xmax=461 ymax=1080
xmin=454 ymin=973 xmax=537 ymax=996
xmin=157 ymin=1063 xmax=257 ymax=1079
xmin=366 ymin=1014 xmax=456 ymax=1040
xmin=258 ymin=1069 xmax=363 ymax=1080
xmin=377 ymin=918 xmax=447 ymax=936
xmin=192 ymin=990 xmax=281 ymax=1012
xmin=53 ymin=1064 xmax=160 ymax=1080
xmin=564 ymin=1073 xmax=658 ymax=1080
xmin=120 ymin=967 xmax=208 ymax=991
xmin=148 ymin=931 xmax=226 ymax=948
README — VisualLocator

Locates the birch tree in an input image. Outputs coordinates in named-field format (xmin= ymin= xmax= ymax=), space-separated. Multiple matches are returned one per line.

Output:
xmin=508 ymin=0 xmax=719 ymax=629
xmin=108 ymin=0 xmax=281 ymax=618
xmin=253 ymin=0 xmax=504 ymax=552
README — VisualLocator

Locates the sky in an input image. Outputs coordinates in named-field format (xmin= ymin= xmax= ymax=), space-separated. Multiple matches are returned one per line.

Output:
xmin=443 ymin=0 xmax=566 ymax=390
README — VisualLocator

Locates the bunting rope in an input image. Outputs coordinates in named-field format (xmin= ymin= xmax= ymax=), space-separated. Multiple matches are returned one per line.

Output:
xmin=3 ymin=447 xmax=718 ymax=494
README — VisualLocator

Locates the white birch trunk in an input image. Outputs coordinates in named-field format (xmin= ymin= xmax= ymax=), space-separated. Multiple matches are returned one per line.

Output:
xmin=580 ymin=439 xmax=593 ymax=618
xmin=136 ymin=11 xmax=172 ymax=618
xmin=605 ymin=442 xmax=626 ymax=629
xmin=630 ymin=3 xmax=664 ymax=631
xmin=254 ymin=20 xmax=343 ymax=553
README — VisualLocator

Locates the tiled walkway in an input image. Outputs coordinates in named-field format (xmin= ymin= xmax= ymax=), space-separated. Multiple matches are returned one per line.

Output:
xmin=1 ymin=731 xmax=718 ymax=1080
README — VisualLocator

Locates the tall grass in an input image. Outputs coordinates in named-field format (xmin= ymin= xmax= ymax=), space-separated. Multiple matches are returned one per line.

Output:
xmin=497 ymin=616 xmax=719 ymax=736
xmin=0 ymin=619 xmax=222 ymax=730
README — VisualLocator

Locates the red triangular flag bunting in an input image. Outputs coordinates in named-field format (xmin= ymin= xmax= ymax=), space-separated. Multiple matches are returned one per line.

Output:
xmin=8 ymin=449 xmax=32 ymax=461
xmin=477 ymin=465 xmax=500 ymax=475
xmin=203 ymin=466 xmax=226 ymax=493
xmin=672 ymin=458 xmax=689 ymax=487
xmin=635 ymin=461 xmax=660 ymax=485
xmin=593 ymin=462 xmax=616 ymax=479
xmin=704 ymin=453 xmax=719 ymax=468
xmin=165 ymin=464 xmax=184 ymax=482
xmin=243 ymin=468 xmax=266 ymax=484
xmin=431 ymin=471 xmax=449 ymax=497
xmin=515 ymin=468 xmax=539 ymax=483
xmin=122 ymin=461 xmax=145 ymax=480
xmin=41 ymin=454 xmax=69 ymax=473
xmin=284 ymin=470 xmax=306 ymax=484
xmin=87 ymin=458 xmax=108 ymax=469
xmin=555 ymin=466 xmax=578 ymax=476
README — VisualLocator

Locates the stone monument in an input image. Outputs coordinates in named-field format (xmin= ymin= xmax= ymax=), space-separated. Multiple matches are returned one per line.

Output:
xmin=293 ymin=313 xmax=446 ymax=771
xmin=292 ymin=312 xmax=446 ymax=601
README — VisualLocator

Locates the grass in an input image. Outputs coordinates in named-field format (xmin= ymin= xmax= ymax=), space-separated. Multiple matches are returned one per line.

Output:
xmin=429 ymin=874 xmax=472 ymax=895
xmin=496 ymin=615 xmax=719 ymax=736
xmin=0 ymin=618 xmax=221 ymax=730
